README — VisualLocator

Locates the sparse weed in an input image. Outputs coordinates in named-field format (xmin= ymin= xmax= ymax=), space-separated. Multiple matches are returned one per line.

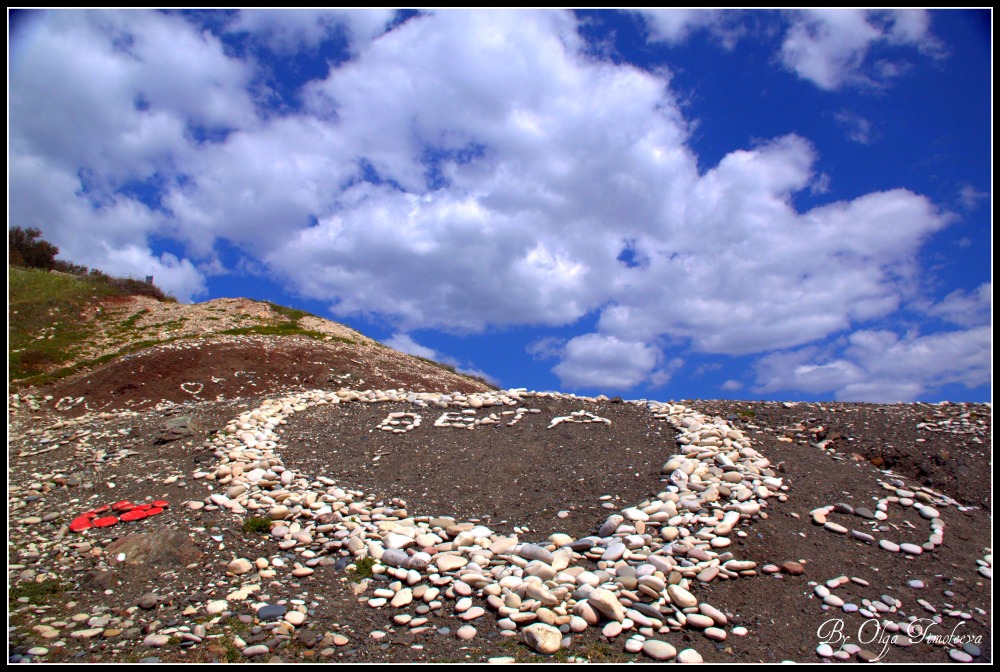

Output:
xmin=222 ymin=324 xmax=328 ymax=339
xmin=346 ymin=556 xmax=377 ymax=582
xmin=9 ymin=579 xmax=65 ymax=604
xmin=242 ymin=516 xmax=272 ymax=534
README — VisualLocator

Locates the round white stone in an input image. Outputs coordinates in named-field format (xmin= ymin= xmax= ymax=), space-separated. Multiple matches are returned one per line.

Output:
xmin=642 ymin=640 xmax=677 ymax=661
xmin=676 ymin=648 xmax=704 ymax=664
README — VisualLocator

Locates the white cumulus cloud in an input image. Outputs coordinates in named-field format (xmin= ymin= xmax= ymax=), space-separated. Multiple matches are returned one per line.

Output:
xmin=384 ymin=333 xmax=497 ymax=385
xmin=227 ymin=9 xmax=397 ymax=54
xmin=754 ymin=326 xmax=991 ymax=402
xmin=780 ymin=9 xmax=939 ymax=90
xmin=552 ymin=334 xmax=673 ymax=390
xmin=924 ymin=283 xmax=992 ymax=327
xmin=384 ymin=333 xmax=438 ymax=361
xmin=633 ymin=9 xmax=742 ymax=48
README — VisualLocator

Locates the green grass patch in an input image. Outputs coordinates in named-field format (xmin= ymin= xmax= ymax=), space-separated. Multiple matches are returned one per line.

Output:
xmin=346 ymin=556 xmax=376 ymax=582
xmin=575 ymin=641 xmax=619 ymax=663
xmin=8 ymin=266 xmax=178 ymax=383
xmin=121 ymin=308 xmax=150 ymax=330
xmin=226 ymin=639 xmax=242 ymax=663
xmin=8 ymin=263 xmax=364 ymax=389
xmin=221 ymin=323 xmax=329 ymax=339
xmin=223 ymin=615 xmax=251 ymax=635
xmin=9 ymin=336 xmax=186 ymax=390
xmin=242 ymin=516 xmax=272 ymax=534
xmin=147 ymin=318 xmax=187 ymax=330
xmin=265 ymin=301 xmax=318 ymax=322
xmin=10 ymin=579 xmax=65 ymax=604
xmin=9 ymin=268 xmax=106 ymax=381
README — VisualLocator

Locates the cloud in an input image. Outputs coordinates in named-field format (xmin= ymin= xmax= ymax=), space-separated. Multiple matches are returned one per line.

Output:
xmin=107 ymin=248 xmax=207 ymax=302
xmin=9 ymin=9 xmax=256 ymax=299
xmin=9 ymin=152 xmax=207 ymax=302
xmin=526 ymin=336 xmax=566 ymax=361
xmin=924 ymin=283 xmax=991 ymax=327
xmin=226 ymin=9 xmax=397 ymax=54
xmin=650 ymin=357 xmax=685 ymax=388
xmin=11 ymin=10 xmax=255 ymax=178
xmin=632 ymin=9 xmax=743 ymax=49
xmin=632 ymin=10 xmax=939 ymax=92
xmin=553 ymin=334 xmax=667 ymax=390
xmin=810 ymin=172 xmax=832 ymax=195
xmin=384 ymin=332 xmax=438 ymax=360
xmin=833 ymin=109 xmax=876 ymax=144
xmin=384 ymin=333 xmax=498 ymax=385
xmin=754 ymin=326 xmax=991 ymax=402
xmin=721 ymin=379 xmax=744 ymax=391
xmin=958 ymin=184 xmax=990 ymax=211
xmin=779 ymin=9 xmax=939 ymax=90
xmin=594 ymin=142 xmax=950 ymax=356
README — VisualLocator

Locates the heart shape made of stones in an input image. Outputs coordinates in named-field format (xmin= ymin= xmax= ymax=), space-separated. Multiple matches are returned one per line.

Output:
xmin=810 ymin=486 xmax=949 ymax=555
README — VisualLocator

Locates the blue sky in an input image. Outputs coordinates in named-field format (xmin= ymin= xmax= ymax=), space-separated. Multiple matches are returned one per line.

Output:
xmin=8 ymin=9 xmax=992 ymax=402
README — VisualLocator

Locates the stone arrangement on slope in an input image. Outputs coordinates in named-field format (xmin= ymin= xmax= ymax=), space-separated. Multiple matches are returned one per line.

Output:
xmin=183 ymin=387 xmax=783 ymax=660
xmin=9 ymin=388 xmax=990 ymax=664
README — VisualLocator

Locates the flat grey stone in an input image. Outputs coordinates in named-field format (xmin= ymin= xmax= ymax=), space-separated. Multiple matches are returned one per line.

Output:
xmin=258 ymin=604 xmax=286 ymax=621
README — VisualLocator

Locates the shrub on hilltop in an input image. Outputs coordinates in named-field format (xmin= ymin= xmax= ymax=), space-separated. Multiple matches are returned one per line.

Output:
xmin=8 ymin=226 xmax=174 ymax=301
xmin=9 ymin=226 xmax=61 ymax=271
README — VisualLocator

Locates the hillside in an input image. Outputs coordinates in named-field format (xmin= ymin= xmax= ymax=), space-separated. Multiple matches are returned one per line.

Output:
xmin=6 ymin=267 xmax=992 ymax=665
xmin=8 ymin=266 xmax=493 ymax=398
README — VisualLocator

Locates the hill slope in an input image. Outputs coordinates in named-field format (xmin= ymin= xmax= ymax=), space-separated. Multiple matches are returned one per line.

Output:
xmin=9 ymin=266 xmax=493 ymax=403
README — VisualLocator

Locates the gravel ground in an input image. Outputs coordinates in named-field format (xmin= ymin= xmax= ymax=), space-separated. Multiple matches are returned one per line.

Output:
xmin=7 ymin=349 xmax=992 ymax=664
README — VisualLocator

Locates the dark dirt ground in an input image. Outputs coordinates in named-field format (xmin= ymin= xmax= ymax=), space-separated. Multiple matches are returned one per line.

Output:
xmin=35 ymin=335 xmax=490 ymax=417
xmin=7 ymin=341 xmax=993 ymax=664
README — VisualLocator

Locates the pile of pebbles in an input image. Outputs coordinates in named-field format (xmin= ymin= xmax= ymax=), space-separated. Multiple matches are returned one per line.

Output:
xmin=916 ymin=405 xmax=990 ymax=440
xmin=13 ymin=408 xmax=141 ymax=464
xmin=186 ymin=387 xmax=784 ymax=660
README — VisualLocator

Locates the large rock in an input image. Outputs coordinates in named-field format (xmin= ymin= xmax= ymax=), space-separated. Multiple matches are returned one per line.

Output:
xmin=82 ymin=570 xmax=117 ymax=591
xmin=521 ymin=623 xmax=562 ymax=654
xmin=227 ymin=558 xmax=254 ymax=575
xmin=154 ymin=416 xmax=200 ymax=445
xmin=105 ymin=529 xmax=203 ymax=566
xmin=587 ymin=588 xmax=625 ymax=622
xmin=667 ymin=584 xmax=697 ymax=609
xmin=643 ymin=639 xmax=677 ymax=660
xmin=435 ymin=554 xmax=468 ymax=573
xmin=598 ymin=515 xmax=624 ymax=538
xmin=380 ymin=548 xmax=409 ymax=567
xmin=517 ymin=544 xmax=553 ymax=564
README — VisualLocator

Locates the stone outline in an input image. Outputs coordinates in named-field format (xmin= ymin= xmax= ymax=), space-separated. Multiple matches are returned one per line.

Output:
xmin=188 ymin=387 xmax=786 ymax=659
